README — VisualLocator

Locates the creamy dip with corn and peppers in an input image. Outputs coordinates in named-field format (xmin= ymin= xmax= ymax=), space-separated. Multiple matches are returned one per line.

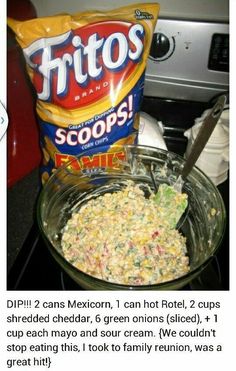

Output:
xmin=61 ymin=181 xmax=190 ymax=285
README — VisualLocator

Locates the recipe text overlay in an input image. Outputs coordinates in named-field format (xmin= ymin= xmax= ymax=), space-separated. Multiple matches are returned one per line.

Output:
xmin=4 ymin=295 xmax=225 ymax=369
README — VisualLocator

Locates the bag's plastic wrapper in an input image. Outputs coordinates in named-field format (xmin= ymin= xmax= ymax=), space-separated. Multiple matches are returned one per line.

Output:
xmin=8 ymin=3 xmax=159 ymax=184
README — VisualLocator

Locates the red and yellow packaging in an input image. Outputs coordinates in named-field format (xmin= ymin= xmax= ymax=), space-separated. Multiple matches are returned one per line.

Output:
xmin=8 ymin=3 xmax=160 ymax=184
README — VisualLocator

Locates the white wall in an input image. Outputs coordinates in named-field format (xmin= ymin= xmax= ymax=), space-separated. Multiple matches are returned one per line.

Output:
xmin=31 ymin=0 xmax=228 ymax=22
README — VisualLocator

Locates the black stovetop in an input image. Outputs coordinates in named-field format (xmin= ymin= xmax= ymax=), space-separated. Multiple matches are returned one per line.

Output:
xmin=7 ymin=97 xmax=229 ymax=291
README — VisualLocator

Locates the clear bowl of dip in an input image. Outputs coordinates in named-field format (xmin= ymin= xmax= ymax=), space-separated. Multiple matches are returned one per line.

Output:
xmin=37 ymin=145 xmax=226 ymax=290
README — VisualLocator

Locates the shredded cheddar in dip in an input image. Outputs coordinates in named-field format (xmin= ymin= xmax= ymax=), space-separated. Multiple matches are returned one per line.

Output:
xmin=61 ymin=181 xmax=189 ymax=285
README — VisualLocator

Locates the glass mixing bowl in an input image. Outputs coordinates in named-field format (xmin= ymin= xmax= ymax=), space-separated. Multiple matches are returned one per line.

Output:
xmin=37 ymin=145 xmax=226 ymax=290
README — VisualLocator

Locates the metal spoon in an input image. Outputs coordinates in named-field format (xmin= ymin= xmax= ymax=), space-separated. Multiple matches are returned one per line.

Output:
xmin=151 ymin=94 xmax=227 ymax=229
xmin=174 ymin=94 xmax=227 ymax=192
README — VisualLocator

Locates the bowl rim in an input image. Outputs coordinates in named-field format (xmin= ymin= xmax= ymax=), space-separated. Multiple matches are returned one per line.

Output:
xmin=37 ymin=144 xmax=227 ymax=289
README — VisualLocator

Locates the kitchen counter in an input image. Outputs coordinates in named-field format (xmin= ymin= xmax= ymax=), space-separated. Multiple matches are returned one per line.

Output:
xmin=7 ymin=168 xmax=40 ymax=272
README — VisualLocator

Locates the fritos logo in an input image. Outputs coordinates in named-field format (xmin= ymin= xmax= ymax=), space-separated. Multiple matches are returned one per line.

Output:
xmin=23 ymin=21 xmax=145 ymax=109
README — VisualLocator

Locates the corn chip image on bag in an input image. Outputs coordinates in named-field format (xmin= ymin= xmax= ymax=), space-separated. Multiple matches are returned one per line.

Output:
xmin=8 ymin=3 xmax=160 ymax=184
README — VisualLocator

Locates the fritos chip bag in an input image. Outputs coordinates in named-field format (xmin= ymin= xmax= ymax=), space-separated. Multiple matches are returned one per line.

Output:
xmin=8 ymin=3 xmax=160 ymax=184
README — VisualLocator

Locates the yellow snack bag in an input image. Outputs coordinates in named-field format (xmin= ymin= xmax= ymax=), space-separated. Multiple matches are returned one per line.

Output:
xmin=8 ymin=3 xmax=159 ymax=183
